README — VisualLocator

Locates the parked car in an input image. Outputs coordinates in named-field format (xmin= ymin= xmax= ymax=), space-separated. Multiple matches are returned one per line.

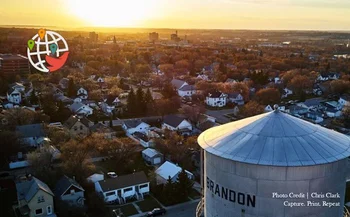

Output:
xmin=146 ymin=208 xmax=166 ymax=216
xmin=107 ymin=172 xmax=118 ymax=178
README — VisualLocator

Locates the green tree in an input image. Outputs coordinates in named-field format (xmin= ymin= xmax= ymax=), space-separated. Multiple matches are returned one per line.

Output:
xmin=162 ymin=83 xmax=177 ymax=99
xmin=177 ymin=169 xmax=194 ymax=201
xmin=127 ymin=88 xmax=137 ymax=116
xmin=30 ymin=89 xmax=38 ymax=105
xmin=136 ymin=87 xmax=146 ymax=115
xmin=164 ymin=177 xmax=177 ymax=204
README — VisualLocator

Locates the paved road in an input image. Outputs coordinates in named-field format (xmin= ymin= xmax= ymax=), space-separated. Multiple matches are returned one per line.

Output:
xmin=164 ymin=201 xmax=197 ymax=217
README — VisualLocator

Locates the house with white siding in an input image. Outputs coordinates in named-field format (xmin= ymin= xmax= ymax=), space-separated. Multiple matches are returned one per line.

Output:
xmin=206 ymin=91 xmax=228 ymax=107
xmin=155 ymin=161 xmax=194 ymax=185
xmin=123 ymin=120 xmax=150 ymax=135
xmin=54 ymin=176 xmax=85 ymax=207
xmin=94 ymin=172 xmax=149 ymax=204
xmin=162 ymin=114 xmax=192 ymax=134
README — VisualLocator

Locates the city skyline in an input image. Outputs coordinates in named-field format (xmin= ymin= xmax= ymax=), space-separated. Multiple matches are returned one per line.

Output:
xmin=1 ymin=0 xmax=350 ymax=30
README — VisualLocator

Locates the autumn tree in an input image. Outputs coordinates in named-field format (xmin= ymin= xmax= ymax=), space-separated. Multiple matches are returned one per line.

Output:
xmin=287 ymin=75 xmax=313 ymax=96
xmin=180 ymin=105 xmax=206 ymax=125
xmin=60 ymin=139 xmax=96 ymax=182
xmin=330 ymin=80 xmax=350 ymax=95
xmin=67 ymin=79 xmax=76 ymax=97
xmin=176 ymin=169 xmax=194 ymax=201
xmin=239 ymin=101 xmax=265 ymax=118
xmin=342 ymin=106 xmax=350 ymax=128
xmin=255 ymin=88 xmax=281 ymax=105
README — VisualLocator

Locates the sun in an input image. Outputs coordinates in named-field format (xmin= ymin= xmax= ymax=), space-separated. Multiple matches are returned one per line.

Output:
xmin=66 ymin=0 xmax=157 ymax=27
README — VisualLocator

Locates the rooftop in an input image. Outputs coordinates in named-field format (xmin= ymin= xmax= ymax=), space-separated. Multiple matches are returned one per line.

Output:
xmin=198 ymin=110 xmax=350 ymax=166
xmin=16 ymin=177 xmax=53 ymax=202
xmin=0 ymin=54 xmax=28 ymax=61
xmin=98 ymin=171 xmax=148 ymax=192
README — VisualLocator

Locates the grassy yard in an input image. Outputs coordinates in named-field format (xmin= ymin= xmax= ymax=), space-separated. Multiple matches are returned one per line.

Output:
xmin=107 ymin=204 xmax=138 ymax=217
xmin=94 ymin=152 xmax=152 ymax=176
xmin=189 ymin=189 xmax=201 ymax=200
xmin=136 ymin=196 xmax=162 ymax=212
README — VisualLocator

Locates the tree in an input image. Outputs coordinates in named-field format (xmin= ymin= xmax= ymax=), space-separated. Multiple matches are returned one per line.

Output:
xmin=60 ymin=139 xmax=96 ymax=183
xmin=127 ymin=88 xmax=137 ymax=116
xmin=136 ymin=87 xmax=146 ymax=115
xmin=29 ymin=89 xmax=38 ymax=105
xmin=27 ymin=145 xmax=56 ymax=185
xmin=67 ymin=79 xmax=76 ymax=97
xmin=180 ymin=105 xmax=206 ymax=125
xmin=330 ymin=80 xmax=350 ymax=95
xmin=164 ymin=177 xmax=177 ymax=204
xmin=239 ymin=101 xmax=264 ymax=118
xmin=176 ymin=169 xmax=194 ymax=201
xmin=0 ymin=131 xmax=20 ymax=165
xmin=287 ymin=75 xmax=313 ymax=97
xmin=162 ymin=83 xmax=177 ymax=99
xmin=342 ymin=106 xmax=350 ymax=128
xmin=255 ymin=88 xmax=281 ymax=105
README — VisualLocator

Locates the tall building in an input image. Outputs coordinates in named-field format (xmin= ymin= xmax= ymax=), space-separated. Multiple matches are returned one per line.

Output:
xmin=149 ymin=32 xmax=159 ymax=41
xmin=89 ymin=32 xmax=98 ymax=42
xmin=0 ymin=54 xmax=30 ymax=76
xmin=170 ymin=30 xmax=180 ymax=42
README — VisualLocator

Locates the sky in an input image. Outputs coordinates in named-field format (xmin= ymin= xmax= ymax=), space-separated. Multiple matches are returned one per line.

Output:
xmin=0 ymin=0 xmax=350 ymax=30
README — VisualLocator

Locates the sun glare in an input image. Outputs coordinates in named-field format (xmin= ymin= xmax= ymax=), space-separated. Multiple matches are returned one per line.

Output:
xmin=66 ymin=0 xmax=157 ymax=27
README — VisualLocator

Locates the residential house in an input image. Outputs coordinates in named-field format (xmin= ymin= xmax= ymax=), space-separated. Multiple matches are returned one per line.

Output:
xmin=59 ymin=78 xmax=69 ymax=89
xmin=197 ymin=114 xmax=218 ymax=132
xmin=162 ymin=114 xmax=192 ymax=134
xmin=86 ymin=173 xmax=104 ymax=184
xmin=177 ymin=85 xmax=196 ymax=97
xmin=281 ymin=88 xmax=293 ymax=98
xmin=55 ymin=95 xmax=73 ymax=105
xmin=132 ymin=132 xmax=154 ymax=148
xmin=305 ymin=111 xmax=324 ymax=124
xmin=264 ymin=105 xmax=273 ymax=112
xmin=339 ymin=95 xmax=350 ymax=107
xmin=317 ymin=74 xmax=329 ymax=82
xmin=227 ymin=92 xmax=244 ymax=105
xmin=54 ymin=176 xmax=85 ymax=207
xmin=90 ymin=123 xmax=116 ymax=139
xmin=7 ymin=87 xmax=22 ymax=104
xmin=298 ymin=98 xmax=325 ymax=110
xmin=94 ymin=171 xmax=149 ymax=203
xmin=9 ymin=82 xmax=26 ymax=92
xmin=324 ymin=107 xmax=342 ymax=118
xmin=328 ymin=73 xmax=340 ymax=80
xmin=122 ymin=120 xmax=150 ymax=135
xmin=69 ymin=102 xmax=93 ymax=116
xmin=15 ymin=176 xmax=55 ymax=217
xmin=206 ymin=91 xmax=228 ymax=107
xmin=225 ymin=78 xmax=237 ymax=84
xmin=64 ymin=115 xmax=93 ymax=137
xmin=170 ymin=79 xmax=188 ymax=90
xmin=77 ymin=87 xmax=88 ymax=100
xmin=142 ymin=148 xmax=164 ymax=165
xmin=196 ymin=74 xmax=209 ymax=81
xmin=287 ymin=105 xmax=308 ymax=116
xmin=155 ymin=161 xmax=194 ymax=185
xmin=100 ymin=95 xmax=121 ymax=115
xmin=16 ymin=124 xmax=46 ymax=147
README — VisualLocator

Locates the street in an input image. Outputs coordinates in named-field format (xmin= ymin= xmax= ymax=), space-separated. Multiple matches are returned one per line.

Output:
xmin=164 ymin=201 xmax=197 ymax=217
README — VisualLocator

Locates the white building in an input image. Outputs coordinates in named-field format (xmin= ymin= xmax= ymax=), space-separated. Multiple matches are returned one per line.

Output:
xmin=162 ymin=115 xmax=192 ymax=132
xmin=54 ymin=176 xmax=85 ymax=207
xmin=87 ymin=173 xmax=104 ymax=184
xmin=227 ymin=92 xmax=244 ymax=105
xmin=94 ymin=172 xmax=149 ymax=203
xmin=339 ymin=95 xmax=350 ymax=107
xmin=69 ymin=102 xmax=93 ymax=116
xmin=122 ymin=120 xmax=150 ymax=135
xmin=142 ymin=148 xmax=163 ymax=165
xmin=155 ymin=161 xmax=194 ymax=185
xmin=171 ymin=79 xmax=188 ymax=90
xmin=281 ymin=88 xmax=293 ymax=98
xmin=177 ymin=85 xmax=196 ymax=97
xmin=77 ymin=87 xmax=88 ymax=100
xmin=7 ymin=88 xmax=22 ymax=104
xmin=206 ymin=91 xmax=228 ymax=107
xmin=16 ymin=124 xmax=46 ymax=147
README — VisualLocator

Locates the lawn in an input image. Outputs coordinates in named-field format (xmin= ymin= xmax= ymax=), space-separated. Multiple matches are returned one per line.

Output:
xmin=189 ymin=189 xmax=201 ymax=200
xmin=107 ymin=204 xmax=138 ymax=217
xmin=94 ymin=152 xmax=152 ymax=176
xmin=136 ymin=196 xmax=162 ymax=212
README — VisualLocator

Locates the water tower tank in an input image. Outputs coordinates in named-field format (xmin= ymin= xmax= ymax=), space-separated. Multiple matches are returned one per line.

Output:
xmin=198 ymin=110 xmax=350 ymax=217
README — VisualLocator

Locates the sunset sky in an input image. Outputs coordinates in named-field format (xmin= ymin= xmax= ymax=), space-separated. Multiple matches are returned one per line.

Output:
xmin=1 ymin=0 xmax=350 ymax=30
